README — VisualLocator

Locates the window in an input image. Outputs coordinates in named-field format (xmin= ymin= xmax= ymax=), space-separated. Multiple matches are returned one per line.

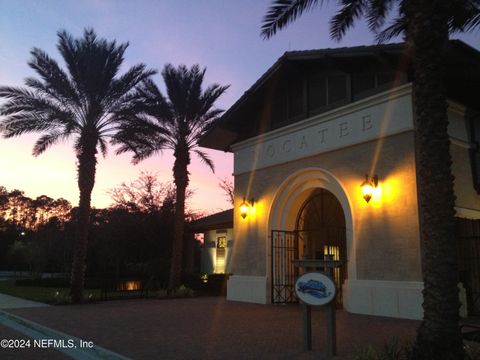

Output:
xmin=217 ymin=236 xmax=227 ymax=248
xmin=215 ymin=236 xmax=226 ymax=273
xmin=352 ymin=73 xmax=375 ymax=95
xmin=327 ymin=75 xmax=347 ymax=104
xmin=287 ymin=77 xmax=305 ymax=119
xmin=352 ymin=71 xmax=397 ymax=100
xmin=307 ymin=73 xmax=347 ymax=115
xmin=308 ymin=75 xmax=327 ymax=112
xmin=377 ymin=71 xmax=395 ymax=86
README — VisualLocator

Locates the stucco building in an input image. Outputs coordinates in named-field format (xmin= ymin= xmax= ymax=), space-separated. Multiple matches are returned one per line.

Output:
xmin=190 ymin=209 xmax=234 ymax=275
xmin=200 ymin=41 xmax=480 ymax=320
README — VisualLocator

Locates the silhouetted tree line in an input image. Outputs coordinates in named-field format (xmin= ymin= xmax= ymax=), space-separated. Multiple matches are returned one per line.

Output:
xmin=0 ymin=186 xmax=74 ymax=273
xmin=0 ymin=174 xmax=200 ymax=287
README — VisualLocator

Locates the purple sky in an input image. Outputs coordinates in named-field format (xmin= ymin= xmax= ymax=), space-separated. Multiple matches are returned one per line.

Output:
xmin=1 ymin=0 xmax=479 ymax=214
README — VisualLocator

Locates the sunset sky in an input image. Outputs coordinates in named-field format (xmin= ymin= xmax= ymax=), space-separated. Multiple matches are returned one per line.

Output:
xmin=1 ymin=0 xmax=479 ymax=214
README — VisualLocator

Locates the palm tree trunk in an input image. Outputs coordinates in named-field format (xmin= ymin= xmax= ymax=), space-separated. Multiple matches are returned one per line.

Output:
xmin=169 ymin=146 xmax=190 ymax=289
xmin=409 ymin=2 xmax=464 ymax=358
xmin=70 ymin=139 xmax=97 ymax=303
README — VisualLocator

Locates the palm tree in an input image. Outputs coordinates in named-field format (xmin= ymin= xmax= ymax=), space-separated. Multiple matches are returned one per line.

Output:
xmin=261 ymin=1 xmax=480 ymax=358
xmin=114 ymin=64 xmax=228 ymax=289
xmin=0 ymin=29 xmax=155 ymax=303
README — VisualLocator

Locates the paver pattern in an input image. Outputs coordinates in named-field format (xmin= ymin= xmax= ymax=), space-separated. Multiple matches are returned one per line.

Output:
xmin=0 ymin=324 xmax=69 ymax=360
xmin=4 ymin=297 xmax=418 ymax=359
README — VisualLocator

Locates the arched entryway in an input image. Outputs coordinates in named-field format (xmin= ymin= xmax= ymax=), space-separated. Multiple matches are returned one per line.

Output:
xmin=295 ymin=189 xmax=347 ymax=306
xmin=269 ymin=168 xmax=353 ymax=305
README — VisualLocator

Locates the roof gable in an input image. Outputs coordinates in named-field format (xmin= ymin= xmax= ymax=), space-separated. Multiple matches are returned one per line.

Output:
xmin=200 ymin=40 xmax=480 ymax=151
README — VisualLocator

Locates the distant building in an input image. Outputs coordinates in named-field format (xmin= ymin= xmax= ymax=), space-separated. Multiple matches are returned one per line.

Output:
xmin=200 ymin=40 xmax=480 ymax=319
xmin=190 ymin=209 xmax=233 ymax=275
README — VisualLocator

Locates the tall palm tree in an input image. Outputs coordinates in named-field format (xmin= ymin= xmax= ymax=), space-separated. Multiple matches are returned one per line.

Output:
xmin=261 ymin=1 xmax=480 ymax=359
xmin=114 ymin=64 xmax=228 ymax=289
xmin=0 ymin=29 xmax=155 ymax=303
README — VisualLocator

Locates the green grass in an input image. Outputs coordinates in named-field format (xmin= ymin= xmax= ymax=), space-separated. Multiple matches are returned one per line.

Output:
xmin=0 ymin=279 xmax=102 ymax=304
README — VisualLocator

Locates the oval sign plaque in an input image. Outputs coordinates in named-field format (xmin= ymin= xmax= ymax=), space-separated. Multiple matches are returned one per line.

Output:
xmin=295 ymin=272 xmax=336 ymax=306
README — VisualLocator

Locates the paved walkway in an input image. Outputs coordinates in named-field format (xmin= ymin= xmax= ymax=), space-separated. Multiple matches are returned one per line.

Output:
xmin=0 ymin=293 xmax=128 ymax=359
xmin=0 ymin=293 xmax=65 ymax=359
xmin=2 ymin=297 xmax=419 ymax=359
xmin=0 ymin=293 xmax=49 ymax=310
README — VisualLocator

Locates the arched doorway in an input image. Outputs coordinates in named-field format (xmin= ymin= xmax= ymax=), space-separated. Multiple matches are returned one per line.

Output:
xmin=269 ymin=168 xmax=353 ymax=305
xmin=296 ymin=189 xmax=347 ymax=306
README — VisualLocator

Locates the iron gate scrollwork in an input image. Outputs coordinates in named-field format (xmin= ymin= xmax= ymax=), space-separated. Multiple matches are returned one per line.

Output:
xmin=271 ymin=230 xmax=298 ymax=303
xmin=271 ymin=189 xmax=347 ymax=305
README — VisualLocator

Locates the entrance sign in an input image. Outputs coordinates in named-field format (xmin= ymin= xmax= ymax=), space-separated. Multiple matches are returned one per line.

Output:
xmin=295 ymin=272 xmax=336 ymax=306
xmin=293 ymin=259 xmax=343 ymax=358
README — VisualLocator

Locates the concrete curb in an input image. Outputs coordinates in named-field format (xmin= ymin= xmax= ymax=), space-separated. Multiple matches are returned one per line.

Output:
xmin=0 ymin=293 xmax=50 ymax=310
xmin=0 ymin=310 xmax=130 ymax=360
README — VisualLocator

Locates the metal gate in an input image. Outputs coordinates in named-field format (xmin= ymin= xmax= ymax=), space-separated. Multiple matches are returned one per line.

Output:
xmin=457 ymin=217 xmax=480 ymax=315
xmin=296 ymin=228 xmax=346 ymax=307
xmin=271 ymin=230 xmax=298 ymax=303
xmin=295 ymin=189 xmax=347 ymax=307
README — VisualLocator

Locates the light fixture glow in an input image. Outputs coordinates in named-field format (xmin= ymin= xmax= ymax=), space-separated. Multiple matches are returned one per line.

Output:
xmin=239 ymin=197 xmax=255 ymax=219
xmin=240 ymin=197 xmax=249 ymax=219
xmin=361 ymin=174 xmax=378 ymax=203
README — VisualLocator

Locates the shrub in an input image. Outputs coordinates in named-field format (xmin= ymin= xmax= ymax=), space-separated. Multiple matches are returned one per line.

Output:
xmin=353 ymin=345 xmax=378 ymax=360
xmin=465 ymin=345 xmax=480 ymax=360
xmin=156 ymin=285 xmax=195 ymax=299
xmin=182 ymin=273 xmax=230 ymax=296
xmin=52 ymin=290 xmax=97 ymax=305
xmin=353 ymin=338 xmax=412 ymax=360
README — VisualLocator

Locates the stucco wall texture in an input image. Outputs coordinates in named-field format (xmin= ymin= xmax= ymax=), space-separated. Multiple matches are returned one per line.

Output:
xmin=232 ymin=131 xmax=422 ymax=282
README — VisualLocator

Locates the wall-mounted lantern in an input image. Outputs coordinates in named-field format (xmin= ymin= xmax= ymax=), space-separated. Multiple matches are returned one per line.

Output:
xmin=360 ymin=174 xmax=378 ymax=203
xmin=239 ymin=197 xmax=255 ymax=219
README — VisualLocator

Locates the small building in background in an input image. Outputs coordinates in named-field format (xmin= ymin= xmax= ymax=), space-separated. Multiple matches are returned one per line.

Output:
xmin=190 ymin=209 xmax=234 ymax=275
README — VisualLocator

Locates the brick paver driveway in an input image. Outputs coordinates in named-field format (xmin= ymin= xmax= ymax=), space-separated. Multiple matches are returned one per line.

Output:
xmin=6 ymin=297 xmax=418 ymax=359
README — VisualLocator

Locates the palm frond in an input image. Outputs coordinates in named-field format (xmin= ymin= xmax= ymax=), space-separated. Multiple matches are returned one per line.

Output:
xmin=376 ymin=17 xmax=407 ymax=43
xmin=464 ymin=12 xmax=480 ymax=31
xmin=114 ymin=135 xmax=166 ymax=164
xmin=32 ymin=130 xmax=69 ymax=156
xmin=113 ymin=64 xmax=226 ymax=170
xmin=162 ymin=64 xmax=192 ymax=117
xmin=104 ymin=64 xmax=157 ymax=111
xmin=201 ymin=108 xmax=225 ymax=123
xmin=448 ymin=0 xmax=480 ymax=32
xmin=28 ymin=47 xmax=81 ymax=107
xmin=194 ymin=149 xmax=215 ymax=173
xmin=330 ymin=0 xmax=367 ymax=41
xmin=136 ymin=79 xmax=172 ymax=120
xmin=98 ymin=137 xmax=108 ymax=158
xmin=0 ymin=85 xmax=76 ymax=138
xmin=1 ymin=27 xmax=157 ymax=171
xmin=113 ymin=114 xmax=172 ymax=163
xmin=57 ymin=28 xmax=128 ymax=100
xmin=365 ymin=0 xmax=395 ymax=33
xmin=1 ymin=114 xmax=51 ymax=137
xmin=197 ymin=83 xmax=229 ymax=119
xmin=0 ymin=86 xmax=38 ymax=104
xmin=261 ymin=0 xmax=322 ymax=39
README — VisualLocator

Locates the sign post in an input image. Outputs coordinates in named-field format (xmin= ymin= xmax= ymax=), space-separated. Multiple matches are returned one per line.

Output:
xmin=325 ymin=266 xmax=336 ymax=358
xmin=303 ymin=302 xmax=311 ymax=350
xmin=293 ymin=258 xmax=343 ymax=358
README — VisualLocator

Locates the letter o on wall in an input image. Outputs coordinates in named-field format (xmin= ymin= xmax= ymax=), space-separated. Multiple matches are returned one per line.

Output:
xmin=266 ymin=145 xmax=275 ymax=158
